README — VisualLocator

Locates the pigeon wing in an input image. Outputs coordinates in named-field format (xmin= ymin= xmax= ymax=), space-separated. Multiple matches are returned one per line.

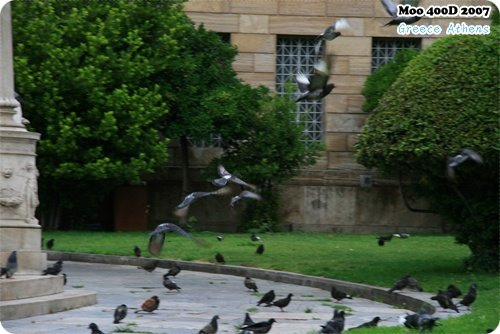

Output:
xmin=296 ymin=73 xmax=310 ymax=93
xmin=380 ymin=0 xmax=398 ymax=17
xmin=334 ymin=18 xmax=351 ymax=31
xmin=462 ymin=149 xmax=483 ymax=164
xmin=176 ymin=192 xmax=213 ymax=209
xmin=148 ymin=233 xmax=165 ymax=256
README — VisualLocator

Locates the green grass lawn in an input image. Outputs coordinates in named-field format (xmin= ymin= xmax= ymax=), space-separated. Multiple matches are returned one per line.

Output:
xmin=42 ymin=231 xmax=499 ymax=333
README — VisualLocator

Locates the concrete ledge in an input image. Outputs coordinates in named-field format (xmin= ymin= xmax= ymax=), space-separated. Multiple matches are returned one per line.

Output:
xmin=48 ymin=251 xmax=435 ymax=314
xmin=0 ymin=290 xmax=97 ymax=321
xmin=0 ymin=275 xmax=63 ymax=301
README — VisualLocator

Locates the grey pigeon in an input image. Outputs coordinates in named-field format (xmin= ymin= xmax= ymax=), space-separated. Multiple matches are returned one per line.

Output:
xmin=256 ymin=244 xmax=264 ymax=255
xmin=1 ymin=251 xmax=18 ymax=278
xmin=199 ymin=315 xmax=219 ymax=334
xmin=230 ymin=190 xmax=262 ymax=207
xmin=244 ymin=277 xmax=259 ymax=292
xmin=257 ymin=289 xmax=275 ymax=306
xmin=137 ymin=260 xmax=159 ymax=273
xmin=148 ymin=222 xmax=207 ymax=256
xmin=163 ymin=275 xmax=181 ymax=292
xmin=88 ymin=323 xmax=104 ymax=334
xmin=212 ymin=165 xmax=256 ymax=190
xmin=240 ymin=318 xmax=277 ymax=334
xmin=380 ymin=0 xmax=422 ymax=26
xmin=349 ymin=316 xmax=381 ymax=329
xmin=296 ymin=59 xmax=334 ymax=102
xmin=417 ymin=312 xmax=440 ymax=332
xmin=399 ymin=313 xmax=419 ymax=329
xmin=42 ymin=260 xmax=63 ymax=276
xmin=46 ymin=238 xmax=55 ymax=250
xmin=133 ymin=245 xmax=141 ymax=257
xmin=393 ymin=233 xmax=411 ymax=238
xmin=407 ymin=276 xmax=424 ymax=291
xmin=165 ymin=264 xmax=181 ymax=277
xmin=446 ymin=284 xmax=462 ymax=299
xmin=269 ymin=293 xmax=293 ymax=311
xmin=388 ymin=275 xmax=422 ymax=292
xmin=314 ymin=18 xmax=351 ymax=54
xmin=457 ymin=283 xmax=477 ymax=310
xmin=251 ymin=233 xmax=261 ymax=242
xmin=377 ymin=234 xmax=393 ymax=246
xmin=331 ymin=286 xmax=352 ymax=302
xmin=174 ymin=188 xmax=230 ymax=217
xmin=431 ymin=290 xmax=460 ymax=313
xmin=215 ymin=252 xmax=225 ymax=264
xmin=239 ymin=313 xmax=255 ymax=334
xmin=217 ymin=235 xmax=224 ymax=241
xmin=320 ymin=321 xmax=341 ymax=334
xmin=447 ymin=149 xmax=483 ymax=181
xmin=113 ymin=304 xmax=127 ymax=324
xmin=329 ymin=309 xmax=346 ymax=332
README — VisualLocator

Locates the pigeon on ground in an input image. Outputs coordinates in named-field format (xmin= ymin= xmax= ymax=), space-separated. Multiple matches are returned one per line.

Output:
xmin=431 ymin=290 xmax=460 ymax=313
xmin=215 ymin=252 xmax=225 ymax=264
xmin=199 ymin=315 xmax=219 ymax=334
xmin=137 ymin=260 xmax=159 ymax=273
xmin=269 ymin=293 xmax=293 ymax=311
xmin=135 ymin=296 xmax=160 ymax=313
xmin=133 ymin=245 xmax=141 ymax=257
xmin=42 ymin=260 xmax=63 ymax=276
xmin=217 ymin=235 xmax=224 ymax=241
xmin=329 ymin=309 xmax=346 ymax=333
xmin=165 ymin=264 xmax=181 ymax=277
xmin=113 ymin=304 xmax=127 ymax=324
xmin=407 ymin=276 xmax=424 ymax=291
xmin=314 ymin=18 xmax=351 ymax=54
xmin=0 ymin=251 xmax=18 ymax=278
xmin=243 ymin=312 xmax=255 ymax=326
xmin=393 ymin=233 xmax=411 ymax=238
xmin=399 ymin=313 xmax=419 ymax=329
xmin=212 ymin=165 xmax=256 ymax=190
xmin=446 ymin=149 xmax=483 ymax=181
xmin=296 ymin=59 xmax=334 ymax=102
xmin=148 ymin=222 xmax=207 ymax=256
xmin=88 ymin=323 xmax=104 ymax=334
xmin=349 ymin=316 xmax=381 ymax=330
xmin=257 ymin=289 xmax=275 ymax=306
xmin=457 ymin=283 xmax=477 ymax=310
xmin=331 ymin=286 xmax=352 ymax=302
xmin=240 ymin=318 xmax=277 ymax=334
xmin=230 ymin=190 xmax=262 ymax=208
xmin=163 ymin=275 xmax=181 ymax=292
xmin=244 ymin=277 xmax=259 ymax=292
xmin=446 ymin=284 xmax=462 ymax=299
xmin=62 ymin=273 xmax=67 ymax=285
xmin=388 ymin=275 xmax=422 ymax=292
xmin=251 ymin=233 xmax=261 ymax=242
xmin=256 ymin=244 xmax=264 ymax=255
xmin=174 ymin=188 xmax=230 ymax=217
xmin=377 ymin=234 xmax=393 ymax=246
xmin=380 ymin=0 xmax=422 ymax=26
xmin=320 ymin=321 xmax=341 ymax=334
xmin=417 ymin=312 xmax=440 ymax=331
xmin=46 ymin=239 xmax=55 ymax=250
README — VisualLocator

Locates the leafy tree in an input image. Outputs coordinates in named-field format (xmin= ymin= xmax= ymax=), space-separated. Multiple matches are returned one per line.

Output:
xmin=12 ymin=0 xmax=192 ymax=228
xmin=356 ymin=28 xmax=499 ymax=270
xmin=361 ymin=48 xmax=420 ymax=113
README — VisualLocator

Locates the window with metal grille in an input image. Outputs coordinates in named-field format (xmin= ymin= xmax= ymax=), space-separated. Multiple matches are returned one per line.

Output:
xmin=276 ymin=36 xmax=325 ymax=143
xmin=371 ymin=37 xmax=421 ymax=72
xmin=187 ymin=133 xmax=223 ymax=148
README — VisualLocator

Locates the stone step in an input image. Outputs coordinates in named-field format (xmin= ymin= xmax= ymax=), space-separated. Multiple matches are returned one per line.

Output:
xmin=0 ymin=275 xmax=63 ymax=301
xmin=0 ymin=289 xmax=97 ymax=321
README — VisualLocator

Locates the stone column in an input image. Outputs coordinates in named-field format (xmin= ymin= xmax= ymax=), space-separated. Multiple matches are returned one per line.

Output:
xmin=0 ymin=2 xmax=45 ymax=274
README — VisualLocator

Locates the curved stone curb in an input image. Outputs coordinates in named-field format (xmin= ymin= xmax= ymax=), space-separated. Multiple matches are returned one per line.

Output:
xmin=47 ymin=251 xmax=435 ymax=314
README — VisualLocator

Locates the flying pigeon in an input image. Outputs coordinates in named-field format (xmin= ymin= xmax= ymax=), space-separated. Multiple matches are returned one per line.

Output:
xmin=377 ymin=234 xmax=393 ymax=246
xmin=230 ymin=190 xmax=262 ymax=208
xmin=446 ymin=149 xmax=483 ymax=181
xmin=163 ymin=275 xmax=181 ymax=292
xmin=198 ymin=315 xmax=219 ymax=334
xmin=380 ymin=0 xmax=422 ymax=26
xmin=257 ymin=289 xmax=275 ymax=306
xmin=314 ymin=18 xmax=351 ymax=54
xmin=217 ymin=235 xmax=224 ymax=241
xmin=457 ymin=283 xmax=477 ymax=310
xmin=137 ymin=260 xmax=159 ymax=273
xmin=296 ymin=59 xmax=334 ymax=102
xmin=148 ymin=222 xmax=207 ymax=256
xmin=240 ymin=318 xmax=277 ymax=334
xmin=212 ymin=165 xmax=256 ymax=190
xmin=215 ymin=252 xmax=225 ymax=264
xmin=88 ymin=323 xmax=104 ymax=334
xmin=134 ymin=295 xmax=160 ymax=313
xmin=244 ymin=277 xmax=259 ymax=292
xmin=331 ymin=286 xmax=352 ymax=302
xmin=350 ymin=316 xmax=382 ymax=329
xmin=133 ymin=245 xmax=141 ymax=257
xmin=42 ymin=260 xmax=63 ymax=276
xmin=165 ymin=264 xmax=181 ymax=277
xmin=113 ymin=304 xmax=127 ymax=324
xmin=431 ymin=290 xmax=460 ymax=313
xmin=0 ymin=251 xmax=18 ymax=278
xmin=256 ymin=244 xmax=264 ymax=255
xmin=174 ymin=187 xmax=231 ymax=217
xmin=46 ymin=239 xmax=55 ymax=250
xmin=269 ymin=293 xmax=293 ymax=311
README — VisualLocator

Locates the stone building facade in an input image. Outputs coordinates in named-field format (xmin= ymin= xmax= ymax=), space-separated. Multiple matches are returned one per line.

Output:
xmin=137 ymin=0 xmax=491 ymax=233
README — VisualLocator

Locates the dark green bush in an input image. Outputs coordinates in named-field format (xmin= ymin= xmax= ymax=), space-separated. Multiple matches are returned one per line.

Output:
xmin=361 ymin=48 xmax=420 ymax=113
xmin=356 ymin=28 xmax=499 ymax=270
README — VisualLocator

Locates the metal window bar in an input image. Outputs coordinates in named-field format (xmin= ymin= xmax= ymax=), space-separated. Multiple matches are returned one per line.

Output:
xmin=276 ymin=36 xmax=325 ymax=143
xmin=187 ymin=133 xmax=223 ymax=148
xmin=371 ymin=37 xmax=421 ymax=72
